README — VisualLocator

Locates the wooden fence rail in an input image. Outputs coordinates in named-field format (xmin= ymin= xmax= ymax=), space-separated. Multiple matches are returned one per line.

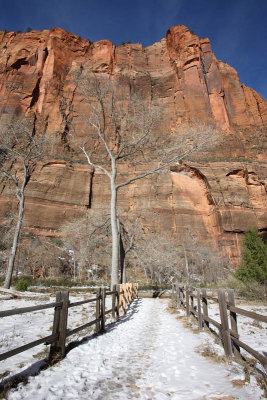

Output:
xmin=0 ymin=283 xmax=138 ymax=363
xmin=172 ymin=284 xmax=267 ymax=370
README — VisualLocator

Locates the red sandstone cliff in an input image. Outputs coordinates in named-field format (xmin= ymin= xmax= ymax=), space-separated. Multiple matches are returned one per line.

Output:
xmin=0 ymin=25 xmax=266 ymax=132
xmin=0 ymin=25 xmax=266 ymax=263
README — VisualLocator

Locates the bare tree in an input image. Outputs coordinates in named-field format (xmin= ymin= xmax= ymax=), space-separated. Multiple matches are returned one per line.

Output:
xmin=60 ymin=210 xmax=111 ymax=280
xmin=177 ymin=230 xmax=231 ymax=284
xmin=70 ymin=71 xmax=220 ymax=287
xmin=134 ymin=232 xmax=183 ymax=284
xmin=0 ymin=116 xmax=47 ymax=288
xmin=189 ymin=243 xmax=231 ymax=284
xmin=17 ymin=236 xmax=69 ymax=279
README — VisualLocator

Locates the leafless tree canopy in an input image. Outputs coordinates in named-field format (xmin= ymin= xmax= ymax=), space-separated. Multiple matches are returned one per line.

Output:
xmin=0 ymin=115 xmax=48 ymax=288
xmin=0 ymin=116 xmax=47 ymax=191
xmin=71 ymin=71 xmax=220 ymax=185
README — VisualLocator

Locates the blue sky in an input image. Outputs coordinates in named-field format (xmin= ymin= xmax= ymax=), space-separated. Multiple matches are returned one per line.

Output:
xmin=0 ymin=0 xmax=266 ymax=99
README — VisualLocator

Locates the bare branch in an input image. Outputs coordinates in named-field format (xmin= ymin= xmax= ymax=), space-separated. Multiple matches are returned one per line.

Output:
xmin=81 ymin=144 xmax=112 ymax=178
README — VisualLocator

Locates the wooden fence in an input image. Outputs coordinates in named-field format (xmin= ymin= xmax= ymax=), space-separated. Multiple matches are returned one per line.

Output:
xmin=0 ymin=283 xmax=138 ymax=363
xmin=172 ymin=284 xmax=267 ymax=370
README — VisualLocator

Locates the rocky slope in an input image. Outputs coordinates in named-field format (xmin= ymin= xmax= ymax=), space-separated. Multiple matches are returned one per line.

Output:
xmin=0 ymin=25 xmax=266 ymax=264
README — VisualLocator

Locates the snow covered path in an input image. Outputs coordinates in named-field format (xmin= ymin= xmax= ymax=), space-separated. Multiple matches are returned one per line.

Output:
xmin=8 ymin=298 xmax=263 ymax=400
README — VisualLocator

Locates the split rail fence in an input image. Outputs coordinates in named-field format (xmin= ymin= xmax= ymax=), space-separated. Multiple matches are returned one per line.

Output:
xmin=172 ymin=284 xmax=267 ymax=370
xmin=0 ymin=283 xmax=138 ymax=362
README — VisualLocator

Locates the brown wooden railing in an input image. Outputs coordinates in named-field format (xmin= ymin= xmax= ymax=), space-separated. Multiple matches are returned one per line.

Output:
xmin=0 ymin=283 xmax=138 ymax=363
xmin=172 ymin=284 xmax=267 ymax=370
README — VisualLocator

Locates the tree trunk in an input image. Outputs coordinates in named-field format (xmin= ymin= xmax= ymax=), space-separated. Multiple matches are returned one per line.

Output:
xmin=73 ymin=251 xmax=76 ymax=281
xmin=119 ymin=234 xmax=126 ymax=284
xmin=182 ymin=244 xmax=190 ymax=283
xmin=110 ymin=178 xmax=119 ymax=288
xmin=4 ymin=192 xmax=25 ymax=288
xmin=122 ymin=260 xmax=126 ymax=284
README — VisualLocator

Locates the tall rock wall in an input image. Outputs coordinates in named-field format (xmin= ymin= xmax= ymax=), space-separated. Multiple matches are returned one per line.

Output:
xmin=0 ymin=25 xmax=266 ymax=264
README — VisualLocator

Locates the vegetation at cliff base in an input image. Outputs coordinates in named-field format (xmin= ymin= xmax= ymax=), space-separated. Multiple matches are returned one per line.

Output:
xmin=15 ymin=277 xmax=28 ymax=291
xmin=235 ymin=227 xmax=267 ymax=285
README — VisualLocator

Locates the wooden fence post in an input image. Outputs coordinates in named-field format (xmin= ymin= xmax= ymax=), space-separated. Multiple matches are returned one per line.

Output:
xmin=174 ymin=284 xmax=177 ymax=306
xmin=128 ymin=284 xmax=131 ymax=304
xmin=177 ymin=285 xmax=181 ymax=307
xmin=190 ymin=288 xmax=194 ymax=315
xmin=126 ymin=284 xmax=130 ymax=306
xmin=201 ymin=288 xmax=209 ymax=329
xmin=49 ymin=291 xmax=69 ymax=360
xmin=130 ymin=283 xmax=134 ymax=302
xmin=116 ymin=284 xmax=120 ymax=319
xmin=171 ymin=284 xmax=175 ymax=303
xmin=112 ymin=284 xmax=116 ymax=319
xmin=181 ymin=286 xmax=185 ymax=308
xmin=132 ymin=283 xmax=136 ymax=299
xmin=186 ymin=286 xmax=190 ymax=316
xmin=197 ymin=289 xmax=202 ymax=330
xmin=227 ymin=289 xmax=240 ymax=358
xmin=95 ymin=288 xmax=101 ymax=333
xmin=101 ymin=287 xmax=106 ymax=331
xmin=135 ymin=283 xmax=139 ymax=298
xmin=125 ymin=284 xmax=129 ymax=309
xmin=129 ymin=283 xmax=131 ymax=303
xmin=124 ymin=284 xmax=127 ymax=307
xmin=218 ymin=289 xmax=232 ymax=358
xmin=121 ymin=285 xmax=126 ymax=314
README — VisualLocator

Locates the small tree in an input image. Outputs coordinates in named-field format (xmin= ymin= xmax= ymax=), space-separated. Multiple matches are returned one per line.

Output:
xmin=133 ymin=232 xmax=183 ymax=284
xmin=0 ymin=116 xmax=47 ymax=288
xmin=235 ymin=227 xmax=267 ymax=284
xmin=61 ymin=211 xmax=111 ymax=280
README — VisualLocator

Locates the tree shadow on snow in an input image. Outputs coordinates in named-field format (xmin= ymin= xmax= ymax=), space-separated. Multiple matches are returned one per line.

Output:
xmin=0 ymin=359 xmax=47 ymax=394
xmin=105 ymin=298 xmax=142 ymax=332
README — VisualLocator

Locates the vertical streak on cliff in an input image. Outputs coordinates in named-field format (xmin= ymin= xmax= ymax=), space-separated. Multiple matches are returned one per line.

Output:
xmin=208 ymin=164 xmax=226 ymax=207
xmin=253 ymin=94 xmax=264 ymax=126
xmin=88 ymin=167 xmax=95 ymax=209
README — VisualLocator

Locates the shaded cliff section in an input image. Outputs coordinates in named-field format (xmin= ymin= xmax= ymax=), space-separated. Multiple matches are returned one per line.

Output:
xmin=0 ymin=26 xmax=266 ymax=263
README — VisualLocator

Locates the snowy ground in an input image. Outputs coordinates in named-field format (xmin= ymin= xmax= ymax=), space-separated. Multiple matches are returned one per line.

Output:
xmin=0 ymin=292 xmax=106 ymax=380
xmin=1 ymin=296 xmax=266 ymax=399
xmin=207 ymin=301 xmax=267 ymax=359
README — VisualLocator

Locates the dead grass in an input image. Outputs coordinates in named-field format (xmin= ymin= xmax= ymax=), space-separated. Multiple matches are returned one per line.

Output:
xmin=129 ymin=384 xmax=140 ymax=390
xmin=231 ymin=379 xmax=246 ymax=388
xmin=0 ymin=370 xmax=10 ymax=380
xmin=195 ymin=344 xmax=226 ymax=364
xmin=176 ymin=315 xmax=200 ymax=334
xmin=256 ymin=375 xmax=267 ymax=398
xmin=166 ymin=301 xmax=179 ymax=314
xmin=33 ymin=348 xmax=49 ymax=360
xmin=251 ymin=320 xmax=263 ymax=329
